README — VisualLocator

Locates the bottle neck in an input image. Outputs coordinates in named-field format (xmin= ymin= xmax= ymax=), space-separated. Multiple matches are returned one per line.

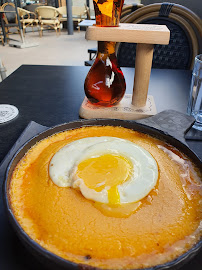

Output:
xmin=98 ymin=41 xmax=116 ymax=55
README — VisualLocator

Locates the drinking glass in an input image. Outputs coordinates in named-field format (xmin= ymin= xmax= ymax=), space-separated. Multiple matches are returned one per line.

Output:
xmin=187 ymin=54 xmax=202 ymax=130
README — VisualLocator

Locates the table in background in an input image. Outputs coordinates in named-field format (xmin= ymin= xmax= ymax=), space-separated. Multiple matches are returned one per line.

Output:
xmin=78 ymin=19 xmax=95 ymax=27
xmin=0 ymin=65 xmax=201 ymax=269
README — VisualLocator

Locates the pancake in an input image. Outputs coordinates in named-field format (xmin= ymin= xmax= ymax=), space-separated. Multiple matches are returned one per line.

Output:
xmin=9 ymin=126 xmax=202 ymax=269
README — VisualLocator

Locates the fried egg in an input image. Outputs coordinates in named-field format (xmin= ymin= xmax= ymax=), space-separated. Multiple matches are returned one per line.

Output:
xmin=49 ymin=137 xmax=158 ymax=205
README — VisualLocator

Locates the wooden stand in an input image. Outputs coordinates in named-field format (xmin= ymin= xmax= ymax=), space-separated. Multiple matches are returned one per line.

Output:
xmin=80 ymin=23 xmax=170 ymax=120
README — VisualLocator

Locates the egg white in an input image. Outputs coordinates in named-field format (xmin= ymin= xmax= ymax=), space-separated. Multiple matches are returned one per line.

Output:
xmin=49 ymin=137 xmax=115 ymax=187
xmin=49 ymin=137 xmax=158 ymax=204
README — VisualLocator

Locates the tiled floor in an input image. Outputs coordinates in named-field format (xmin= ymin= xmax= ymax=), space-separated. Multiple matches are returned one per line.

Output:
xmin=0 ymin=29 xmax=96 ymax=81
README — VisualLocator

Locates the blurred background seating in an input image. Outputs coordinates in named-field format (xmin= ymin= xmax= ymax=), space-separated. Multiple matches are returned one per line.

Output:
xmin=120 ymin=3 xmax=144 ymax=21
xmin=57 ymin=4 xmax=90 ymax=31
xmin=1 ymin=2 xmax=21 ymax=43
xmin=35 ymin=6 xmax=60 ymax=36
xmin=17 ymin=7 xmax=39 ymax=36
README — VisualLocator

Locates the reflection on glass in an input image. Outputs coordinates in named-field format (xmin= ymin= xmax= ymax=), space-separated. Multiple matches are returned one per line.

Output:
xmin=187 ymin=54 xmax=202 ymax=130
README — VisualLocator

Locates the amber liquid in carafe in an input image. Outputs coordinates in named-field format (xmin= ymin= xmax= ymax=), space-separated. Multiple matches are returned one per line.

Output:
xmin=84 ymin=41 xmax=126 ymax=107
xmin=84 ymin=0 xmax=126 ymax=106
xmin=84 ymin=0 xmax=125 ymax=106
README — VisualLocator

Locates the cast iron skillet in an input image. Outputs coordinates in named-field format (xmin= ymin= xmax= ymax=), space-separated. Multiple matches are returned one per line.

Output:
xmin=3 ymin=114 xmax=202 ymax=270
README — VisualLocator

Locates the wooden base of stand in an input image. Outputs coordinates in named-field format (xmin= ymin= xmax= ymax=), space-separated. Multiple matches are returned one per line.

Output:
xmin=79 ymin=94 xmax=157 ymax=120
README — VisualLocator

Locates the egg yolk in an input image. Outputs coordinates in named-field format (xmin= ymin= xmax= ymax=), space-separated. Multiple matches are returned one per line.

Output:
xmin=76 ymin=154 xmax=133 ymax=205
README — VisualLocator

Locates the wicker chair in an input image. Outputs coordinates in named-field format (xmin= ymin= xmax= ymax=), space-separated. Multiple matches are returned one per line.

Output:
xmin=72 ymin=5 xmax=90 ymax=31
xmin=0 ymin=23 xmax=4 ymax=45
xmin=57 ymin=5 xmax=90 ymax=31
xmin=57 ymin=6 xmax=67 ymax=24
xmin=35 ymin=6 xmax=60 ymax=37
xmin=1 ymin=2 xmax=21 ymax=42
xmin=120 ymin=4 xmax=144 ymax=21
xmin=17 ymin=7 xmax=39 ymax=36
xmin=117 ymin=3 xmax=202 ymax=70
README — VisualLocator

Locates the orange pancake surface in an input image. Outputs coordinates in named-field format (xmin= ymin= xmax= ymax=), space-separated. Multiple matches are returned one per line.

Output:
xmin=9 ymin=126 xmax=202 ymax=269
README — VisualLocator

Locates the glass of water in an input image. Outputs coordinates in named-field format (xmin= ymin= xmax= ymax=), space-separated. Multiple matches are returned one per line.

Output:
xmin=187 ymin=54 xmax=202 ymax=131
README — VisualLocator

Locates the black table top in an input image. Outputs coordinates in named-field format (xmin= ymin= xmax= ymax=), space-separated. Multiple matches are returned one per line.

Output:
xmin=0 ymin=65 xmax=201 ymax=269
xmin=0 ymin=65 xmax=195 ymax=161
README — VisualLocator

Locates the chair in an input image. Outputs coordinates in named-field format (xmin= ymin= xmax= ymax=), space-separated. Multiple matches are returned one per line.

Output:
xmin=35 ymin=6 xmax=60 ymax=37
xmin=57 ymin=5 xmax=90 ymax=32
xmin=120 ymin=4 xmax=144 ymax=21
xmin=1 ymin=2 xmax=21 ymax=42
xmin=0 ymin=24 xmax=4 ymax=45
xmin=117 ymin=3 xmax=202 ymax=70
xmin=72 ymin=5 xmax=90 ymax=31
xmin=84 ymin=47 xmax=97 ymax=66
xmin=57 ymin=6 xmax=67 ymax=26
xmin=24 ymin=3 xmax=45 ymax=13
xmin=17 ymin=7 xmax=39 ymax=36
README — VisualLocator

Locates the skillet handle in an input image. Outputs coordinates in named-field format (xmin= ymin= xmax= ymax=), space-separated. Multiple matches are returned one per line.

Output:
xmin=136 ymin=110 xmax=195 ymax=146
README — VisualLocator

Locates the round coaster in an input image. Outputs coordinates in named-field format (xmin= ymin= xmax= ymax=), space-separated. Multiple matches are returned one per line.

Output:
xmin=0 ymin=104 xmax=19 ymax=124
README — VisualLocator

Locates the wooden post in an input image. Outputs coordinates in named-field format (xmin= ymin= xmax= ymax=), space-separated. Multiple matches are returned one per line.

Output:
xmin=132 ymin=44 xmax=154 ymax=107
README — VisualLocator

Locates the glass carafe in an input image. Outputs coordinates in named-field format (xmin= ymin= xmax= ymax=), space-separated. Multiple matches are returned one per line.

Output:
xmin=84 ymin=0 xmax=126 ymax=107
